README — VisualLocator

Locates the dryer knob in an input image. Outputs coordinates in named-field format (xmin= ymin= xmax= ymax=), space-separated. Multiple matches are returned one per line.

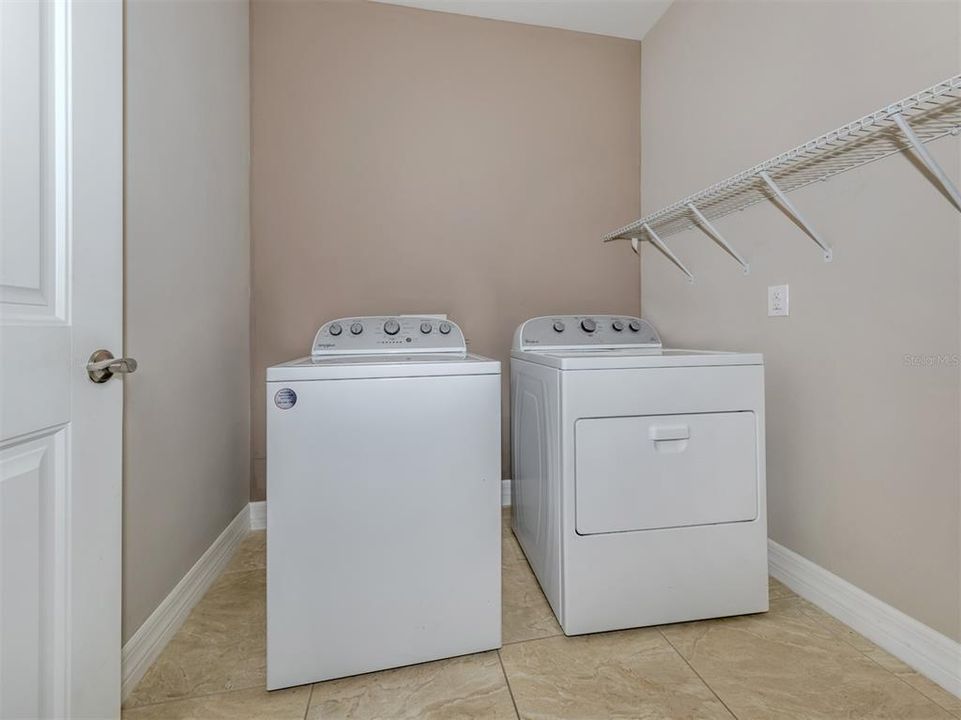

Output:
xmin=350 ymin=322 xmax=364 ymax=335
xmin=629 ymin=320 xmax=642 ymax=332
xmin=384 ymin=319 xmax=400 ymax=335
xmin=329 ymin=322 xmax=343 ymax=336
xmin=439 ymin=322 xmax=452 ymax=335
xmin=611 ymin=319 xmax=625 ymax=332
xmin=420 ymin=322 xmax=432 ymax=334
xmin=580 ymin=318 xmax=597 ymax=333
xmin=552 ymin=320 xmax=566 ymax=333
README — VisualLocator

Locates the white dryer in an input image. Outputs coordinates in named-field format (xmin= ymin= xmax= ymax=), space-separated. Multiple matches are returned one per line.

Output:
xmin=266 ymin=316 xmax=501 ymax=689
xmin=510 ymin=315 xmax=767 ymax=636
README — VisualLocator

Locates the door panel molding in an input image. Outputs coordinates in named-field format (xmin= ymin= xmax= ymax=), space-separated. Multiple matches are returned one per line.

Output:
xmin=0 ymin=428 xmax=69 ymax=720
xmin=0 ymin=0 xmax=68 ymax=323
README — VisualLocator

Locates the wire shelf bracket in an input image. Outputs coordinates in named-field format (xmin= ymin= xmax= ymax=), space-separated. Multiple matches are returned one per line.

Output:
xmin=758 ymin=171 xmax=833 ymax=261
xmin=632 ymin=223 xmax=694 ymax=282
xmin=892 ymin=112 xmax=961 ymax=212
xmin=688 ymin=203 xmax=750 ymax=274
xmin=603 ymin=74 xmax=961 ymax=272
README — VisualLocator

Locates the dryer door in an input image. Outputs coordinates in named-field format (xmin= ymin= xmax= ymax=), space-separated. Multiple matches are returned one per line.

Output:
xmin=575 ymin=412 xmax=758 ymax=534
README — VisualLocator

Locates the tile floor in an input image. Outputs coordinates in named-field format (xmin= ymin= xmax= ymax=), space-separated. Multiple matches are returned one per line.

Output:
xmin=124 ymin=511 xmax=961 ymax=719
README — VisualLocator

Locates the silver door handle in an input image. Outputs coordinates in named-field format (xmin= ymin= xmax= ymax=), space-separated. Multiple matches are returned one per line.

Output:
xmin=87 ymin=349 xmax=138 ymax=383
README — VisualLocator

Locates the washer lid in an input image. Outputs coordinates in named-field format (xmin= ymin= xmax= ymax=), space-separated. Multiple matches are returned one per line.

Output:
xmin=267 ymin=352 xmax=500 ymax=381
xmin=511 ymin=347 xmax=763 ymax=370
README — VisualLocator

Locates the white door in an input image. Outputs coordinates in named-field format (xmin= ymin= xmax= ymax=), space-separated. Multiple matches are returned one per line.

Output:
xmin=0 ymin=0 xmax=123 ymax=718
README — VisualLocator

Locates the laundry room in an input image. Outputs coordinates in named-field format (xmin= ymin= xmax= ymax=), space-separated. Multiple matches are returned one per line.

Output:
xmin=1 ymin=1 xmax=959 ymax=719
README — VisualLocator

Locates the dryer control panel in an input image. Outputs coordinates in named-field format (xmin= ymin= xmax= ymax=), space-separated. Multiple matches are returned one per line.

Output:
xmin=512 ymin=315 xmax=661 ymax=351
xmin=311 ymin=316 xmax=467 ymax=356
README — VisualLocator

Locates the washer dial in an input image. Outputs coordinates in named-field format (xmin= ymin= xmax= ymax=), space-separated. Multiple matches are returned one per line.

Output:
xmin=439 ymin=322 xmax=452 ymax=335
xmin=553 ymin=320 xmax=566 ymax=333
xmin=611 ymin=319 xmax=624 ymax=332
xmin=384 ymin=319 xmax=400 ymax=335
xmin=580 ymin=318 xmax=597 ymax=333
xmin=420 ymin=322 xmax=432 ymax=334
xmin=329 ymin=322 xmax=343 ymax=336
xmin=350 ymin=322 xmax=364 ymax=335
xmin=629 ymin=320 xmax=642 ymax=332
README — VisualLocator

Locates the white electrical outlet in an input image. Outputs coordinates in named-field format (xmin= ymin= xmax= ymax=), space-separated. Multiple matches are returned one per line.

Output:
xmin=768 ymin=285 xmax=789 ymax=317
xmin=767 ymin=285 xmax=790 ymax=317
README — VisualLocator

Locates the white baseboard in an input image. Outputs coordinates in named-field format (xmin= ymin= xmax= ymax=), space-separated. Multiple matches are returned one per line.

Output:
xmin=769 ymin=539 xmax=961 ymax=699
xmin=501 ymin=479 xmax=511 ymax=507
xmin=250 ymin=500 xmax=266 ymax=530
xmin=121 ymin=504 xmax=251 ymax=701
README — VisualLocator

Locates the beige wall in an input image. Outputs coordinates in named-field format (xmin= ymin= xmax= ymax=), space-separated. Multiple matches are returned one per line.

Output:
xmin=124 ymin=0 xmax=251 ymax=641
xmin=640 ymin=0 xmax=961 ymax=640
xmin=250 ymin=0 xmax=641 ymax=498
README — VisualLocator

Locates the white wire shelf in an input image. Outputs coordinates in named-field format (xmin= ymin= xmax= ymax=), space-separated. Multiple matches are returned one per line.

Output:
xmin=604 ymin=74 xmax=961 ymax=278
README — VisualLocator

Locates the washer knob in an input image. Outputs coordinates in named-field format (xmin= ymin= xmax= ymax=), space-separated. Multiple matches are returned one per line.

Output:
xmin=611 ymin=319 xmax=625 ymax=332
xmin=629 ymin=319 xmax=642 ymax=332
xmin=350 ymin=322 xmax=364 ymax=335
xmin=580 ymin=318 xmax=597 ymax=333
xmin=420 ymin=322 xmax=432 ymax=334
xmin=329 ymin=322 xmax=343 ymax=336
xmin=384 ymin=319 xmax=400 ymax=335
xmin=439 ymin=322 xmax=452 ymax=335
xmin=552 ymin=320 xmax=566 ymax=333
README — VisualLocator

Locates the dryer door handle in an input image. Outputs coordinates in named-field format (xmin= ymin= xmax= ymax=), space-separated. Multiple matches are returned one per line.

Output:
xmin=649 ymin=425 xmax=690 ymax=442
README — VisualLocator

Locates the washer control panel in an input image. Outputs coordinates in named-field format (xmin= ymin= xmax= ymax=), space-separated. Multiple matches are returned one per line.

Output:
xmin=513 ymin=315 xmax=661 ymax=351
xmin=312 ymin=316 xmax=466 ymax=356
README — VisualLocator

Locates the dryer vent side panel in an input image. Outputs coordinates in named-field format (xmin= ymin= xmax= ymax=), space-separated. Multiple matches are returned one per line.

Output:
xmin=510 ymin=360 xmax=562 ymax=617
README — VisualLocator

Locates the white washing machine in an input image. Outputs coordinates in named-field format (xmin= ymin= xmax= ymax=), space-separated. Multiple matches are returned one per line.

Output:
xmin=266 ymin=316 xmax=501 ymax=689
xmin=510 ymin=315 xmax=767 ymax=636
